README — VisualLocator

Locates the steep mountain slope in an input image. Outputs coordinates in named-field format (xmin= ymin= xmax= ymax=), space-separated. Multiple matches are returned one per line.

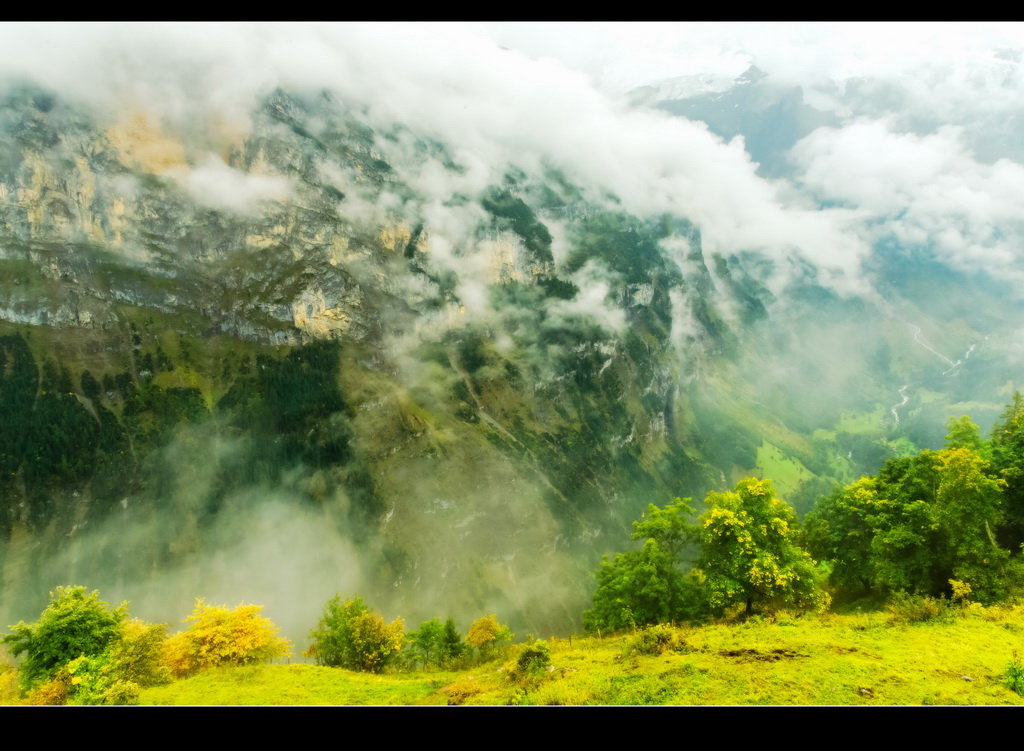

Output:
xmin=0 ymin=76 xmax=1018 ymax=639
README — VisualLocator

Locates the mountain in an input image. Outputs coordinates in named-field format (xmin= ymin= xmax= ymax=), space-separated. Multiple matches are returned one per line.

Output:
xmin=0 ymin=69 xmax=1019 ymax=640
xmin=630 ymin=66 xmax=840 ymax=179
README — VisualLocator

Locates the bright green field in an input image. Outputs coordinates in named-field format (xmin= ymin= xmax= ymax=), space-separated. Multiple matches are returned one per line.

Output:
xmin=755 ymin=440 xmax=813 ymax=500
xmin=133 ymin=608 xmax=1024 ymax=706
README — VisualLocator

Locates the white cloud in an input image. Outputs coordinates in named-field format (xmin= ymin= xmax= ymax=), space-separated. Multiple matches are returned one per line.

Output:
xmin=1 ymin=22 xmax=1023 ymax=297
xmin=167 ymin=154 xmax=294 ymax=215
xmin=791 ymin=120 xmax=1024 ymax=282
xmin=548 ymin=260 xmax=627 ymax=335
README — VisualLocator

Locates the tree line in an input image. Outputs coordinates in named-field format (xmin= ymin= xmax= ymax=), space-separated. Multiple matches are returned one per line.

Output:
xmin=584 ymin=393 xmax=1024 ymax=633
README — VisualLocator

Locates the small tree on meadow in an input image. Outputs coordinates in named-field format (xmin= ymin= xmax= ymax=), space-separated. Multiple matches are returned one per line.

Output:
xmin=465 ymin=615 xmax=513 ymax=659
xmin=305 ymin=594 xmax=404 ymax=673
xmin=439 ymin=617 xmax=467 ymax=665
xmin=409 ymin=616 xmax=467 ymax=669
xmin=162 ymin=600 xmax=290 ymax=678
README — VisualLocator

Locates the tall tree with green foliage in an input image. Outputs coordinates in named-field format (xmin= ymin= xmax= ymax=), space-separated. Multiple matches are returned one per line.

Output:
xmin=584 ymin=497 xmax=699 ymax=633
xmin=631 ymin=496 xmax=698 ymax=560
xmin=439 ymin=617 xmax=466 ymax=664
xmin=808 ymin=409 xmax=1018 ymax=603
xmin=934 ymin=446 xmax=1008 ymax=602
xmin=583 ymin=539 xmax=686 ymax=633
xmin=696 ymin=478 xmax=827 ymax=616
xmin=804 ymin=477 xmax=879 ymax=595
xmin=945 ymin=415 xmax=989 ymax=457
xmin=991 ymin=392 xmax=1024 ymax=548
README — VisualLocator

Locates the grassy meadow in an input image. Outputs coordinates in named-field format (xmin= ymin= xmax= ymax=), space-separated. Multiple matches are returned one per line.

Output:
xmin=128 ymin=606 xmax=1024 ymax=706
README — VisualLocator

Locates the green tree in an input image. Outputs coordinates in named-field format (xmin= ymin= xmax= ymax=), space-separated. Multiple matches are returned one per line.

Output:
xmin=408 ymin=617 xmax=466 ymax=668
xmin=934 ymin=446 xmax=1008 ymax=602
xmin=584 ymin=496 xmax=700 ymax=633
xmin=631 ymin=496 xmax=698 ymax=560
xmin=583 ymin=539 xmax=685 ymax=633
xmin=866 ymin=495 xmax=937 ymax=594
xmin=804 ymin=478 xmax=878 ymax=595
xmin=868 ymin=452 xmax=944 ymax=595
xmin=945 ymin=415 xmax=989 ymax=457
xmin=408 ymin=618 xmax=444 ymax=668
xmin=696 ymin=478 xmax=828 ymax=616
xmin=1 ymin=586 xmax=126 ymax=692
xmin=305 ymin=594 xmax=404 ymax=673
xmin=440 ymin=617 xmax=466 ymax=664
xmin=990 ymin=392 xmax=1024 ymax=548
xmin=862 ymin=446 xmax=1011 ymax=601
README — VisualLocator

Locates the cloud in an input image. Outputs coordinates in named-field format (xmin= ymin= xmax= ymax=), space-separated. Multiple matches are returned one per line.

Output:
xmin=0 ymin=23 xmax=873 ymax=296
xmin=790 ymin=119 xmax=1024 ymax=283
xmin=167 ymin=154 xmax=294 ymax=215
xmin=547 ymin=260 xmax=627 ymax=335
xmin=1 ymin=23 xmax=1023 ymax=299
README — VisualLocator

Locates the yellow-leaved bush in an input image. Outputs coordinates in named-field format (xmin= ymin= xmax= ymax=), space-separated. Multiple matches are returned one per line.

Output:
xmin=163 ymin=600 xmax=290 ymax=678
xmin=466 ymin=615 xmax=513 ymax=655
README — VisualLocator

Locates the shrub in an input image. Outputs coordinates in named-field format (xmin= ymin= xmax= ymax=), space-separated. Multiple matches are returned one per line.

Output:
xmin=23 ymin=675 xmax=70 ymax=705
xmin=0 ymin=653 xmax=18 ymax=704
xmin=1 ymin=586 xmax=126 ymax=691
xmin=885 ymin=591 xmax=953 ymax=624
xmin=163 ymin=600 xmax=290 ymax=678
xmin=1005 ymin=652 xmax=1024 ymax=696
xmin=629 ymin=623 xmax=682 ymax=656
xmin=108 ymin=618 xmax=170 ymax=687
xmin=63 ymin=654 xmax=127 ymax=705
xmin=510 ymin=639 xmax=551 ymax=683
xmin=55 ymin=652 xmax=146 ymax=706
xmin=305 ymin=594 xmax=404 ymax=673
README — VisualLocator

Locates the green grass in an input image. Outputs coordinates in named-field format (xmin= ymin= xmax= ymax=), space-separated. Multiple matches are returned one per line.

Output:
xmin=888 ymin=436 xmax=918 ymax=457
xmin=835 ymin=404 xmax=888 ymax=435
xmin=132 ymin=607 xmax=1024 ymax=705
xmin=755 ymin=440 xmax=813 ymax=500
xmin=140 ymin=663 xmax=455 ymax=705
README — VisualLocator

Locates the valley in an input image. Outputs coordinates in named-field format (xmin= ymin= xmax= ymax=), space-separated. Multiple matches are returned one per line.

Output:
xmin=1 ymin=25 xmax=1024 ymax=704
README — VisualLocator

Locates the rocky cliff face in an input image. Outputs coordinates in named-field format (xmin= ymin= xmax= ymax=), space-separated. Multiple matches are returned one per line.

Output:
xmin=0 ymin=85 xmax=740 ymax=634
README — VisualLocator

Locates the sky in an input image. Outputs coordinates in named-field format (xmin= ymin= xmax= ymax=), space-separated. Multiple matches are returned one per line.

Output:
xmin=2 ymin=22 xmax=1024 ymax=295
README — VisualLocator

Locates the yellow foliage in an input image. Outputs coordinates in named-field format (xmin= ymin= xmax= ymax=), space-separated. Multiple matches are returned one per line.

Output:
xmin=23 ymin=675 xmax=70 ymax=705
xmin=466 ymin=615 xmax=513 ymax=652
xmin=162 ymin=600 xmax=290 ymax=678
xmin=949 ymin=579 xmax=973 ymax=604
xmin=349 ymin=611 xmax=405 ymax=673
